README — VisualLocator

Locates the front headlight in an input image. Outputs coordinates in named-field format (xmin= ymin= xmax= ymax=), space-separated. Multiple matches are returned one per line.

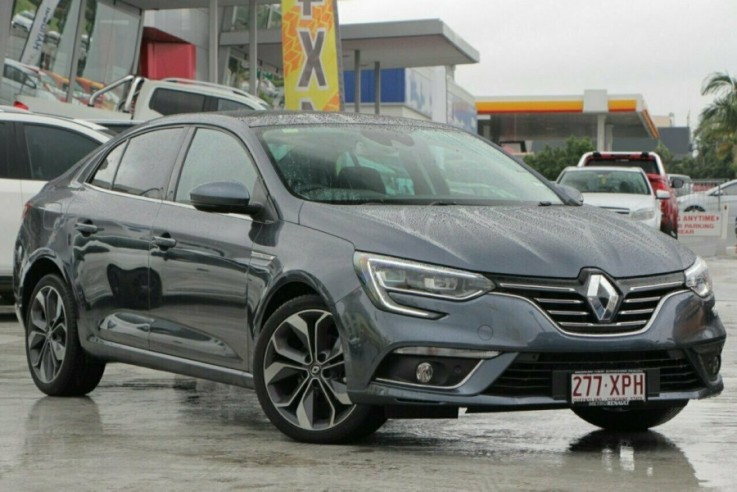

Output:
xmin=354 ymin=252 xmax=494 ymax=318
xmin=685 ymin=257 xmax=713 ymax=298
xmin=630 ymin=208 xmax=655 ymax=221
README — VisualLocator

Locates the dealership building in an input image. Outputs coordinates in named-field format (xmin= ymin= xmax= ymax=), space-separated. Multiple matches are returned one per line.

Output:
xmin=1 ymin=1 xmax=478 ymax=131
xmin=2 ymin=1 xmax=685 ymax=148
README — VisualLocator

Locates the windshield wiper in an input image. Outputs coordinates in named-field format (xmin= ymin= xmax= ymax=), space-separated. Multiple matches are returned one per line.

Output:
xmin=428 ymin=200 xmax=458 ymax=206
xmin=538 ymin=201 xmax=553 ymax=206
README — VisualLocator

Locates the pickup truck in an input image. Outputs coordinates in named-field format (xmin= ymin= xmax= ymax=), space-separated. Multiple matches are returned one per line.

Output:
xmin=14 ymin=75 xmax=270 ymax=121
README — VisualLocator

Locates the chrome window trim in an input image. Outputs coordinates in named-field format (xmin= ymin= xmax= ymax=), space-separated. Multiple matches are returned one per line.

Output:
xmin=85 ymin=182 xmax=163 ymax=204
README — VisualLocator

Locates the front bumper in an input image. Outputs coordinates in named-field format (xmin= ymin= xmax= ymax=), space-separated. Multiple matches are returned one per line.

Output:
xmin=336 ymin=286 xmax=725 ymax=409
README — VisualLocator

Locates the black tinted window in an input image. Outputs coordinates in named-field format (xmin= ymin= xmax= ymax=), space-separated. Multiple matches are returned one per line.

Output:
xmin=90 ymin=142 xmax=126 ymax=189
xmin=113 ymin=128 xmax=185 ymax=198
xmin=24 ymin=125 xmax=100 ymax=181
xmin=0 ymin=123 xmax=10 ymax=178
xmin=149 ymin=89 xmax=205 ymax=116
xmin=175 ymin=128 xmax=257 ymax=204
xmin=216 ymin=98 xmax=251 ymax=111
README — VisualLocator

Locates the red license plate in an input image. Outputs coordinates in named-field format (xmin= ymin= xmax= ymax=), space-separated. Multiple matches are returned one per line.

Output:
xmin=571 ymin=371 xmax=646 ymax=405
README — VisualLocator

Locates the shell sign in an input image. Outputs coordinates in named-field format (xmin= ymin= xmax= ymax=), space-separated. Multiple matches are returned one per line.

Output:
xmin=281 ymin=0 xmax=343 ymax=111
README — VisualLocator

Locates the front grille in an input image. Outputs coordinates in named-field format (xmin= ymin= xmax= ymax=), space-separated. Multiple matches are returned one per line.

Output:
xmin=484 ymin=350 xmax=704 ymax=398
xmin=495 ymin=272 xmax=686 ymax=336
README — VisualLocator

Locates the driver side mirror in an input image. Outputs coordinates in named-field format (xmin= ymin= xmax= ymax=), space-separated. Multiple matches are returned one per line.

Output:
xmin=656 ymin=190 xmax=671 ymax=200
xmin=190 ymin=181 xmax=262 ymax=215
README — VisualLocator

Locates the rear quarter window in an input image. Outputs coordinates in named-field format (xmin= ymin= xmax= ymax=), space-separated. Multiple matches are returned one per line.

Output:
xmin=24 ymin=124 xmax=101 ymax=181
xmin=149 ymin=88 xmax=206 ymax=116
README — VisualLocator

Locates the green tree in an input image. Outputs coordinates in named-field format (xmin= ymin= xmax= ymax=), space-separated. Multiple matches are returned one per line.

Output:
xmin=523 ymin=136 xmax=595 ymax=180
xmin=696 ymin=72 xmax=737 ymax=165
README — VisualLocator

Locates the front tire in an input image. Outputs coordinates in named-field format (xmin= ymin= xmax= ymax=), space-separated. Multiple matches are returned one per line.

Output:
xmin=572 ymin=403 xmax=687 ymax=431
xmin=254 ymin=295 xmax=385 ymax=443
xmin=25 ymin=274 xmax=105 ymax=396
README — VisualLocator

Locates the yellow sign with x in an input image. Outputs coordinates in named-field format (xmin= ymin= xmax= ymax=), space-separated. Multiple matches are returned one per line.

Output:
xmin=281 ymin=0 xmax=343 ymax=111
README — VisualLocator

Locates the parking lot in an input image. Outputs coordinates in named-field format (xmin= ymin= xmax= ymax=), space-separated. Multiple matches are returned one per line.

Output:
xmin=0 ymin=257 xmax=733 ymax=491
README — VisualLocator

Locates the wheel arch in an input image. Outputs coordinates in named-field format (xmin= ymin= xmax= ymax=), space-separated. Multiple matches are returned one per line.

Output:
xmin=19 ymin=253 xmax=70 ymax=324
xmin=254 ymin=272 xmax=338 ymax=337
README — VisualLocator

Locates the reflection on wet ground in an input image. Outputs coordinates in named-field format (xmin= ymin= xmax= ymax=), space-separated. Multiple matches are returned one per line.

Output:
xmin=0 ymin=258 xmax=736 ymax=490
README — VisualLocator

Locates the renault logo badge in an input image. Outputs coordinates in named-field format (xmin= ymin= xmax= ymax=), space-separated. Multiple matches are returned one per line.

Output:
xmin=585 ymin=274 xmax=619 ymax=322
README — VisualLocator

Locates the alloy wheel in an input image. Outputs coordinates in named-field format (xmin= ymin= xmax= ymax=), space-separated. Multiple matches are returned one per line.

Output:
xmin=262 ymin=309 xmax=355 ymax=431
xmin=27 ymin=286 xmax=68 ymax=384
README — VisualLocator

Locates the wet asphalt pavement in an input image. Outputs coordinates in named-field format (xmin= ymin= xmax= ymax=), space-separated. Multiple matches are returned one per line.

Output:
xmin=0 ymin=258 xmax=735 ymax=491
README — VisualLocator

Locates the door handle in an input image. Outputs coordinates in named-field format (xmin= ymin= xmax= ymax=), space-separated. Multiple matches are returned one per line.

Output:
xmin=153 ymin=234 xmax=177 ymax=250
xmin=75 ymin=220 xmax=98 ymax=236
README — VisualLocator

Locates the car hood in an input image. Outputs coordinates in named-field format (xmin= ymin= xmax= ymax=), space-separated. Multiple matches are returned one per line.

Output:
xmin=582 ymin=193 xmax=656 ymax=211
xmin=299 ymin=203 xmax=695 ymax=278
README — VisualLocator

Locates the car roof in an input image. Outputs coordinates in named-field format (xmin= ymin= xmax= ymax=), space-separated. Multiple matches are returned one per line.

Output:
xmin=144 ymin=110 xmax=459 ymax=131
xmin=562 ymin=166 xmax=647 ymax=174
xmin=0 ymin=111 xmax=110 ymax=141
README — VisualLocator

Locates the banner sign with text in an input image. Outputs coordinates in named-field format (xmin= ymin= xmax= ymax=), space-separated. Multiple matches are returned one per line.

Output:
xmin=20 ymin=0 xmax=61 ymax=66
xmin=281 ymin=0 xmax=343 ymax=111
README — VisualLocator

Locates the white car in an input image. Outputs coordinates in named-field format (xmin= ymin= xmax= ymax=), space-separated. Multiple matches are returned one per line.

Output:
xmin=2 ymin=59 xmax=60 ymax=106
xmin=678 ymin=179 xmax=737 ymax=213
xmin=557 ymin=166 xmax=668 ymax=230
xmin=0 ymin=108 xmax=110 ymax=301
xmin=11 ymin=10 xmax=35 ymax=32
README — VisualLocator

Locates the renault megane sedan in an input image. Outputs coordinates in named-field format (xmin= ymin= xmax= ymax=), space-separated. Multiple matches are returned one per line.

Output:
xmin=13 ymin=112 xmax=725 ymax=443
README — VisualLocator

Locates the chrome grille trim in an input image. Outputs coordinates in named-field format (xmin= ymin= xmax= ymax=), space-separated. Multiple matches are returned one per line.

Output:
xmin=619 ymin=308 xmax=655 ymax=315
xmin=536 ymin=298 xmax=583 ymax=304
xmin=497 ymin=282 xmax=576 ymax=292
xmin=492 ymin=290 xmax=689 ymax=337
xmin=624 ymin=296 xmax=660 ymax=304
xmin=491 ymin=271 xmax=687 ymax=336
xmin=629 ymin=280 xmax=684 ymax=292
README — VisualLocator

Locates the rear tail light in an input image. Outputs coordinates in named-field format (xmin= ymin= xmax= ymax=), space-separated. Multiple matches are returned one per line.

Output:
xmin=13 ymin=101 xmax=30 ymax=111
xmin=22 ymin=201 xmax=32 ymax=220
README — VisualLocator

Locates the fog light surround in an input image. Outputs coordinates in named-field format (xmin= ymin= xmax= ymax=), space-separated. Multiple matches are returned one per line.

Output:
xmin=374 ymin=348 xmax=501 ymax=389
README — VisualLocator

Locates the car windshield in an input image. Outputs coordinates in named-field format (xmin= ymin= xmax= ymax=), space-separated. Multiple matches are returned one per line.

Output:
xmin=257 ymin=124 xmax=562 ymax=205
xmin=559 ymin=169 xmax=650 ymax=195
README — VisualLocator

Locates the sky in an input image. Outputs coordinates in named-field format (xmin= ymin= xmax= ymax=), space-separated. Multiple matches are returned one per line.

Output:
xmin=337 ymin=0 xmax=737 ymax=127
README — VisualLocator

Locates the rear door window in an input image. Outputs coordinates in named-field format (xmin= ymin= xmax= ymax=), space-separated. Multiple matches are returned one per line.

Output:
xmin=111 ymin=128 xmax=186 ymax=198
xmin=24 ymin=124 xmax=100 ymax=180
xmin=0 ymin=123 xmax=10 ymax=178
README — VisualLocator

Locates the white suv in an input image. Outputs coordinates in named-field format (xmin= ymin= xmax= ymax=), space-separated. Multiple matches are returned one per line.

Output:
xmin=0 ymin=108 xmax=110 ymax=301
xmin=17 ymin=76 xmax=271 ymax=121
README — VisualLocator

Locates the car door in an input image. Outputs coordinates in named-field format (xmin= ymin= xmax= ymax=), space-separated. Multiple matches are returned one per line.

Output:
xmin=717 ymin=183 xmax=737 ymax=221
xmin=69 ymin=127 xmax=187 ymax=350
xmin=148 ymin=127 xmax=259 ymax=370
xmin=0 ymin=120 xmax=24 ymax=290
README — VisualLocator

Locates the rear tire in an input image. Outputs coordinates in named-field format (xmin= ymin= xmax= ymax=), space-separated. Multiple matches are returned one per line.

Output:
xmin=572 ymin=403 xmax=687 ymax=431
xmin=254 ymin=295 xmax=386 ymax=443
xmin=25 ymin=274 xmax=105 ymax=396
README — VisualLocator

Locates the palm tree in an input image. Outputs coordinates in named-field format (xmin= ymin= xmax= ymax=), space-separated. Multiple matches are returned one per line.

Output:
xmin=696 ymin=72 xmax=737 ymax=161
